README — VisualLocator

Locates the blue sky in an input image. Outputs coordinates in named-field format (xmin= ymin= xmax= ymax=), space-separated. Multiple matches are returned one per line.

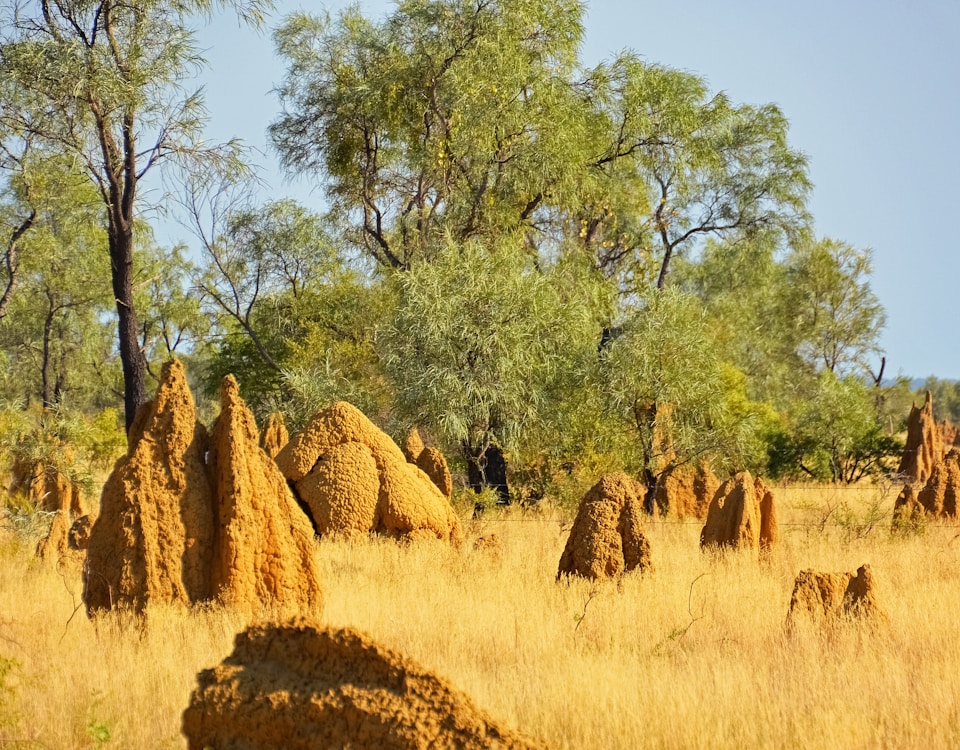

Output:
xmin=182 ymin=0 xmax=960 ymax=380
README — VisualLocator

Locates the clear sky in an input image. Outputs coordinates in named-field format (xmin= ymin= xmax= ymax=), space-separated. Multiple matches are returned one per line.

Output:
xmin=183 ymin=0 xmax=960 ymax=381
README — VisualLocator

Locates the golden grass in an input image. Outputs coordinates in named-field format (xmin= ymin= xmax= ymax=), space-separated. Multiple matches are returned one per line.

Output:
xmin=3 ymin=482 xmax=960 ymax=748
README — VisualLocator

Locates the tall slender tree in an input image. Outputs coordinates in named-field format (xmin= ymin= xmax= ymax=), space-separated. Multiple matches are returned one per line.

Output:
xmin=0 ymin=0 xmax=267 ymax=428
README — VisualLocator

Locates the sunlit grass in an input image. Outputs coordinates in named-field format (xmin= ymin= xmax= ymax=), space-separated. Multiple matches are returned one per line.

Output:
xmin=2 ymin=482 xmax=959 ymax=748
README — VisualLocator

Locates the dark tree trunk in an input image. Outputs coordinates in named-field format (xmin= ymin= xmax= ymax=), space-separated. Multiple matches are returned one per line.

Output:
xmin=463 ymin=440 xmax=511 ymax=505
xmin=641 ymin=466 xmax=658 ymax=515
xmin=41 ymin=296 xmax=55 ymax=409
xmin=109 ymin=225 xmax=147 ymax=431
xmin=0 ymin=211 xmax=35 ymax=322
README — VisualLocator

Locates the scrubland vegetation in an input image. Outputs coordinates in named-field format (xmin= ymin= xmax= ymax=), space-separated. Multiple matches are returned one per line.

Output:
xmin=2 ymin=483 xmax=959 ymax=749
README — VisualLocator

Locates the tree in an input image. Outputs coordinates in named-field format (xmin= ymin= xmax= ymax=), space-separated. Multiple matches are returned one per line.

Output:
xmin=379 ymin=235 xmax=603 ymax=502
xmin=786 ymin=238 xmax=885 ymax=377
xmin=577 ymin=54 xmax=810 ymax=295
xmin=188 ymin=192 xmax=390 ymax=420
xmin=770 ymin=370 xmax=901 ymax=483
xmin=271 ymin=0 xmax=589 ymax=270
xmin=0 ymin=158 xmax=116 ymax=409
xmin=189 ymin=195 xmax=341 ymax=375
xmin=270 ymin=1 xmax=810 ymax=301
xmin=0 ymin=0 xmax=266 ymax=428
xmin=135 ymin=236 xmax=211 ymax=374
xmin=920 ymin=377 xmax=960 ymax=425
xmin=600 ymin=287 xmax=764 ymax=510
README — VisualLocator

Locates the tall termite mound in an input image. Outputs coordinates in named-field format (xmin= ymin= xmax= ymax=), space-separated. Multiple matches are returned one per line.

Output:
xmin=655 ymin=461 xmax=719 ymax=519
xmin=83 ymin=359 xmax=215 ymax=614
xmin=10 ymin=455 xmax=86 ymax=516
xmin=82 ymin=360 xmax=322 ymax=619
xmin=403 ymin=427 xmax=454 ymax=498
xmin=700 ymin=471 xmax=778 ymax=556
xmin=893 ymin=448 xmax=960 ymax=525
xmin=275 ymin=402 xmax=461 ymax=543
xmin=785 ymin=564 xmax=886 ymax=631
xmin=557 ymin=472 xmax=652 ymax=581
xmin=208 ymin=376 xmax=323 ymax=618
xmin=34 ymin=468 xmax=89 ymax=562
xmin=940 ymin=419 xmax=960 ymax=451
xmin=182 ymin=619 xmax=548 ymax=750
xmin=898 ymin=391 xmax=942 ymax=483
xmin=258 ymin=411 xmax=289 ymax=459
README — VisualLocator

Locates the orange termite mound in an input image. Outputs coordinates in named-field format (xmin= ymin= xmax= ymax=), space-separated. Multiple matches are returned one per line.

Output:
xmin=699 ymin=471 xmax=778 ymax=556
xmin=36 ymin=507 xmax=72 ymax=562
xmin=898 ymin=391 xmax=943 ymax=483
xmin=182 ymin=619 xmax=548 ymax=750
xmin=258 ymin=411 xmax=289 ymax=459
xmin=893 ymin=448 xmax=960 ymax=525
xmin=82 ymin=360 xmax=322 ymax=619
xmin=68 ymin=514 xmax=93 ymax=551
xmin=34 ymin=470 xmax=88 ymax=562
xmin=557 ymin=472 xmax=652 ymax=581
xmin=275 ymin=403 xmax=461 ymax=543
xmin=655 ymin=461 xmax=720 ymax=519
xmin=403 ymin=427 xmax=454 ymax=499
xmin=207 ymin=376 xmax=323 ymax=618
xmin=785 ymin=564 xmax=887 ymax=631
xmin=83 ymin=359 xmax=216 ymax=613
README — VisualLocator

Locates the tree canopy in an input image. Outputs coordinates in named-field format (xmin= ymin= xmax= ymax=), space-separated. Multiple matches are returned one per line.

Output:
xmin=0 ymin=0 xmax=907 ymax=503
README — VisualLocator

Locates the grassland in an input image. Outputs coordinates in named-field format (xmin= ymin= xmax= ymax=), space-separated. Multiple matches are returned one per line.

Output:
xmin=1 ymin=482 xmax=959 ymax=749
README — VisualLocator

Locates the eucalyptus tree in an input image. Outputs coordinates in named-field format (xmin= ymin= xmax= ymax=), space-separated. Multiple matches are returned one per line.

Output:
xmin=599 ymin=287 xmax=767 ymax=509
xmin=0 ymin=141 xmax=39 ymax=321
xmin=0 ymin=0 xmax=268 ymax=428
xmin=268 ymin=0 xmax=813 ymax=493
xmin=187 ymin=192 xmax=337 ymax=375
xmin=583 ymin=54 xmax=810 ymax=293
xmin=185 ymin=188 xmax=388 ymax=416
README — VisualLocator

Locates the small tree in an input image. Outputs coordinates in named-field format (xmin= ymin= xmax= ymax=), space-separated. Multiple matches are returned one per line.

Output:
xmin=786 ymin=238 xmax=886 ymax=376
xmin=379 ymin=236 xmax=603 ymax=503
xmin=600 ymin=287 xmax=762 ymax=510
xmin=771 ymin=370 xmax=901 ymax=483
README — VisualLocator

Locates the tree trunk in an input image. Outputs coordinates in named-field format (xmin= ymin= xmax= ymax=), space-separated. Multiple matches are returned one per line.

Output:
xmin=463 ymin=440 xmax=511 ymax=505
xmin=109 ymin=224 xmax=147 ymax=431
xmin=641 ymin=466 xmax=658 ymax=515
xmin=41 ymin=297 xmax=55 ymax=409
xmin=635 ymin=400 xmax=663 ymax=514
xmin=0 ymin=211 xmax=35 ymax=322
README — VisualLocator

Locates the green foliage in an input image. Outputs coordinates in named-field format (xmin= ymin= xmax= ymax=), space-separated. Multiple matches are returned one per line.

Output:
xmin=587 ymin=54 xmax=810 ymax=292
xmin=85 ymin=691 xmax=113 ymax=747
xmin=0 ymin=0 xmax=271 ymax=425
xmin=600 ymin=287 xmax=760 ymax=479
xmin=272 ymin=0 xmax=588 ymax=267
xmin=379 ymin=236 xmax=604 ymax=459
xmin=271 ymin=0 xmax=809 ymax=288
xmin=785 ymin=238 xmax=885 ymax=376
xmin=196 ymin=199 xmax=393 ymax=421
xmin=676 ymin=232 xmax=801 ymax=407
xmin=136 ymin=236 xmax=211 ymax=366
xmin=0 ymin=156 xmax=118 ymax=410
xmin=0 ymin=402 xmax=125 ymax=522
xmin=770 ymin=370 xmax=902 ymax=483
xmin=919 ymin=377 xmax=960 ymax=424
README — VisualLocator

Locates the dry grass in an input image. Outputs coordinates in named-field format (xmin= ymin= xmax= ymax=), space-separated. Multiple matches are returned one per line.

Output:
xmin=2 ymin=482 xmax=960 ymax=748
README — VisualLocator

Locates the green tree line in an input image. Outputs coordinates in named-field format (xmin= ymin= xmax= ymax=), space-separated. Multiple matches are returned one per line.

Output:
xmin=0 ymin=0 xmax=925 ymax=504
